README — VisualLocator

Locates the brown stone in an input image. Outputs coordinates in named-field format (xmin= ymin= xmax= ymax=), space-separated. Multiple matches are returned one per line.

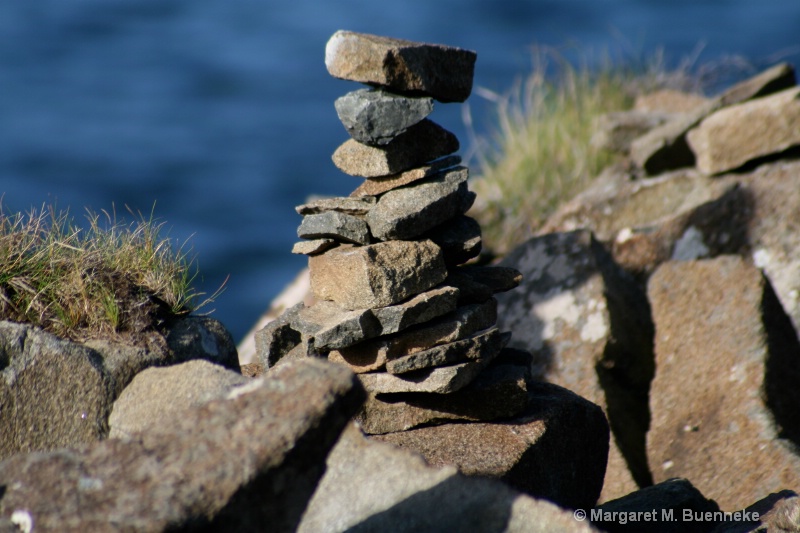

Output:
xmin=647 ymin=257 xmax=800 ymax=511
xmin=325 ymin=30 xmax=477 ymax=102
xmin=332 ymin=119 xmax=459 ymax=178
xmin=688 ymin=86 xmax=800 ymax=174
xmin=634 ymin=89 xmax=711 ymax=113
xmin=385 ymin=328 xmax=508 ymax=374
xmin=372 ymin=381 xmax=610 ymax=511
xmin=357 ymin=356 xmax=496 ymax=395
xmin=349 ymin=155 xmax=461 ymax=197
xmin=309 ymin=240 xmax=447 ymax=310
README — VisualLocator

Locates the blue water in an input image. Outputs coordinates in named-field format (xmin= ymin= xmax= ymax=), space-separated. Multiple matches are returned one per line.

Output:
xmin=1 ymin=0 xmax=799 ymax=342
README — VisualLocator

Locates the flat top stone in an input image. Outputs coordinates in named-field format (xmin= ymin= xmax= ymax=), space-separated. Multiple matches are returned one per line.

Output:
xmin=325 ymin=30 xmax=477 ymax=103
xmin=295 ymin=196 xmax=376 ymax=216
xmin=349 ymin=155 xmax=461 ymax=197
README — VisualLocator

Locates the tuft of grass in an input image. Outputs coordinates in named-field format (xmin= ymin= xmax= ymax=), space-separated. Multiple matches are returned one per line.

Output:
xmin=0 ymin=204 xmax=218 ymax=341
xmin=467 ymin=46 xmax=699 ymax=255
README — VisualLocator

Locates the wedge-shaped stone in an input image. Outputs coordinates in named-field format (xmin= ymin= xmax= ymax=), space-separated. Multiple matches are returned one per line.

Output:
xmin=309 ymin=240 xmax=447 ymax=310
xmin=423 ymin=215 xmax=482 ymax=266
xmin=255 ymin=302 xmax=304 ymax=368
xmin=372 ymin=285 xmax=459 ymax=335
xmin=350 ymin=155 xmax=461 ymax=197
xmin=291 ymin=238 xmax=336 ymax=256
xmin=335 ymin=88 xmax=434 ymax=145
xmin=386 ymin=328 xmax=508 ymax=375
xmin=295 ymin=195 xmax=376 ymax=216
xmin=297 ymin=211 xmax=370 ymax=245
xmin=688 ymin=86 xmax=800 ymax=174
xmin=357 ymin=362 xmax=529 ymax=434
xmin=367 ymin=166 xmax=474 ymax=241
xmin=357 ymin=352 xmax=498 ymax=395
xmin=329 ymin=299 xmax=497 ymax=373
xmin=325 ymin=30 xmax=477 ymax=103
xmin=292 ymin=300 xmax=381 ymax=351
xmin=332 ymin=119 xmax=459 ymax=178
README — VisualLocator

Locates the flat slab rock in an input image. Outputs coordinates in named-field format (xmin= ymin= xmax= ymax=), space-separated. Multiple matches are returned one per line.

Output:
xmin=385 ymin=328 xmax=509 ymax=375
xmin=357 ymin=353 xmax=497 ymax=395
xmin=298 ymin=423 xmax=602 ymax=533
xmin=356 ymin=360 xmax=530 ymax=434
xmin=295 ymin=195 xmax=376 ymax=216
xmin=372 ymin=381 xmax=610 ymax=511
xmin=309 ymin=239 xmax=447 ymax=310
xmin=335 ymin=88 xmax=434 ymax=146
xmin=297 ymin=211 xmax=371 ymax=245
xmin=325 ymin=30 xmax=477 ymax=103
xmin=366 ymin=166 xmax=474 ymax=241
xmin=332 ymin=119 xmax=459 ymax=178
xmin=349 ymin=155 xmax=461 ymax=197
xmin=329 ymin=298 xmax=497 ymax=373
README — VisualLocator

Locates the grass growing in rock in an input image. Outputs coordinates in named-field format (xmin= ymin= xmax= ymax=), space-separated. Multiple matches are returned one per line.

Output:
xmin=468 ymin=47 xmax=700 ymax=255
xmin=0 ymin=205 xmax=213 ymax=341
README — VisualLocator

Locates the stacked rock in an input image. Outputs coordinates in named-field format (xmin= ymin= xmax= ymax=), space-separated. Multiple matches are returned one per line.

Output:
xmin=257 ymin=30 xmax=528 ymax=435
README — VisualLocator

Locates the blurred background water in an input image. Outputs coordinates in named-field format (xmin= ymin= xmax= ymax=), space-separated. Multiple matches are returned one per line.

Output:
xmin=1 ymin=0 xmax=798 ymax=342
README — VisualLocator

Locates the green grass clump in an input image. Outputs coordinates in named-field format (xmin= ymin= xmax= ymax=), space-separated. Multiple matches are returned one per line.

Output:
xmin=468 ymin=47 xmax=697 ymax=255
xmin=0 ymin=205 xmax=212 ymax=341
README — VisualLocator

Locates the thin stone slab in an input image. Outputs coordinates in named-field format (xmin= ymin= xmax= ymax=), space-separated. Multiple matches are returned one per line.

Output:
xmin=329 ymin=299 xmax=498 ymax=373
xmin=297 ymin=211 xmax=371 ymax=245
xmin=335 ymin=88 xmax=434 ymax=145
xmin=423 ymin=215 xmax=483 ymax=266
xmin=309 ymin=240 xmax=447 ymax=310
xmin=332 ymin=119 xmax=459 ymax=178
xmin=687 ymin=86 xmax=800 ymax=174
xmin=350 ymin=155 xmax=461 ymax=197
xmin=292 ymin=300 xmax=381 ymax=351
xmin=356 ymin=362 xmax=530 ymax=434
xmin=386 ymin=328 xmax=509 ymax=375
xmin=357 ymin=352 xmax=499 ymax=395
xmin=295 ymin=196 xmax=376 ymax=216
xmin=325 ymin=30 xmax=477 ymax=103
xmin=372 ymin=285 xmax=459 ymax=335
xmin=366 ymin=166 xmax=474 ymax=241
xmin=291 ymin=239 xmax=337 ymax=256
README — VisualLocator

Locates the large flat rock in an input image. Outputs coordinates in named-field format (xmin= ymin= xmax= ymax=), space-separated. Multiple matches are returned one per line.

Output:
xmin=0 ymin=358 xmax=364 ymax=532
xmin=309 ymin=240 xmax=447 ymax=310
xmin=372 ymin=381 xmax=610 ymax=511
xmin=325 ymin=30 xmax=477 ymax=103
xmin=647 ymin=257 xmax=800 ymax=511
xmin=299 ymin=423 xmax=601 ymax=532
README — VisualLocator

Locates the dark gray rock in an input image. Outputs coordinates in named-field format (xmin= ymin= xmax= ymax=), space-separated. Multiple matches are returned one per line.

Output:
xmin=356 ymin=361 xmax=530 ymax=434
xmin=332 ymin=119 xmax=460 ymax=178
xmin=292 ymin=301 xmax=381 ymax=351
xmin=372 ymin=285 xmax=459 ymax=335
xmin=254 ymin=302 xmax=304 ymax=369
xmin=593 ymin=478 xmax=720 ymax=533
xmin=385 ymin=328 xmax=508 ymax=374
xmin=423 ymin=215 xmax=483 ymax=266
xmin=109 ymin=359 xmax=249 ymax=439
xmin=297 ymin=211 xmax=371 ymax=245
xmin=166 ymin=316 xmax=239 ymax=371
xmin=335 ymin=88 xmax=434 ymax=145
xmin=0 ymin=358 xmax=364 ymax=533
xmin=366 ymin=166 xmax=474 ymax=241
xmin=372 ymin=381 xmax=610 ymax=511
xmin=325 ymin=30 xmax=477 ymax=103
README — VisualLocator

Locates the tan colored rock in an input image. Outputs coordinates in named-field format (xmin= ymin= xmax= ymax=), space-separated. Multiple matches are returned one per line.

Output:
xmin=634 ymin=89 xmax=711 ymax=113
xmin=291 ymin=238 xmax=336 ymax=256
xmin=647 ymin=257 xmax=800 ymax=511
xmin=332 ymin=119 xmax=459 ymax=178
xmin=372 ymin=381 xmax=610 ymax=511
xmin=349 ymin=155 xmax=461 ymax=197
xmin=688 ymin=86 xmax=800 ymax=174
xmin=309 ymin=240 xmax=447 ymax=310
xmin=325 ymin=30 xmax=477 ymax=103
xmin=591 ymin=110 xmax=672 ymax=154
xmin=357 ymin=356 xmax=495 ymax=395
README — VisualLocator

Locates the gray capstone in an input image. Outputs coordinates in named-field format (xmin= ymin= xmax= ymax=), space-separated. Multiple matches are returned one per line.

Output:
xmin=335 ymin=88 xmax=434 ymax=146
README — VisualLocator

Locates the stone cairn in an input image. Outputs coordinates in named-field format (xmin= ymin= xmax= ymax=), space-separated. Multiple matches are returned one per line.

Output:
xmin=256 ymin=30 xmax=528 ymax=435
